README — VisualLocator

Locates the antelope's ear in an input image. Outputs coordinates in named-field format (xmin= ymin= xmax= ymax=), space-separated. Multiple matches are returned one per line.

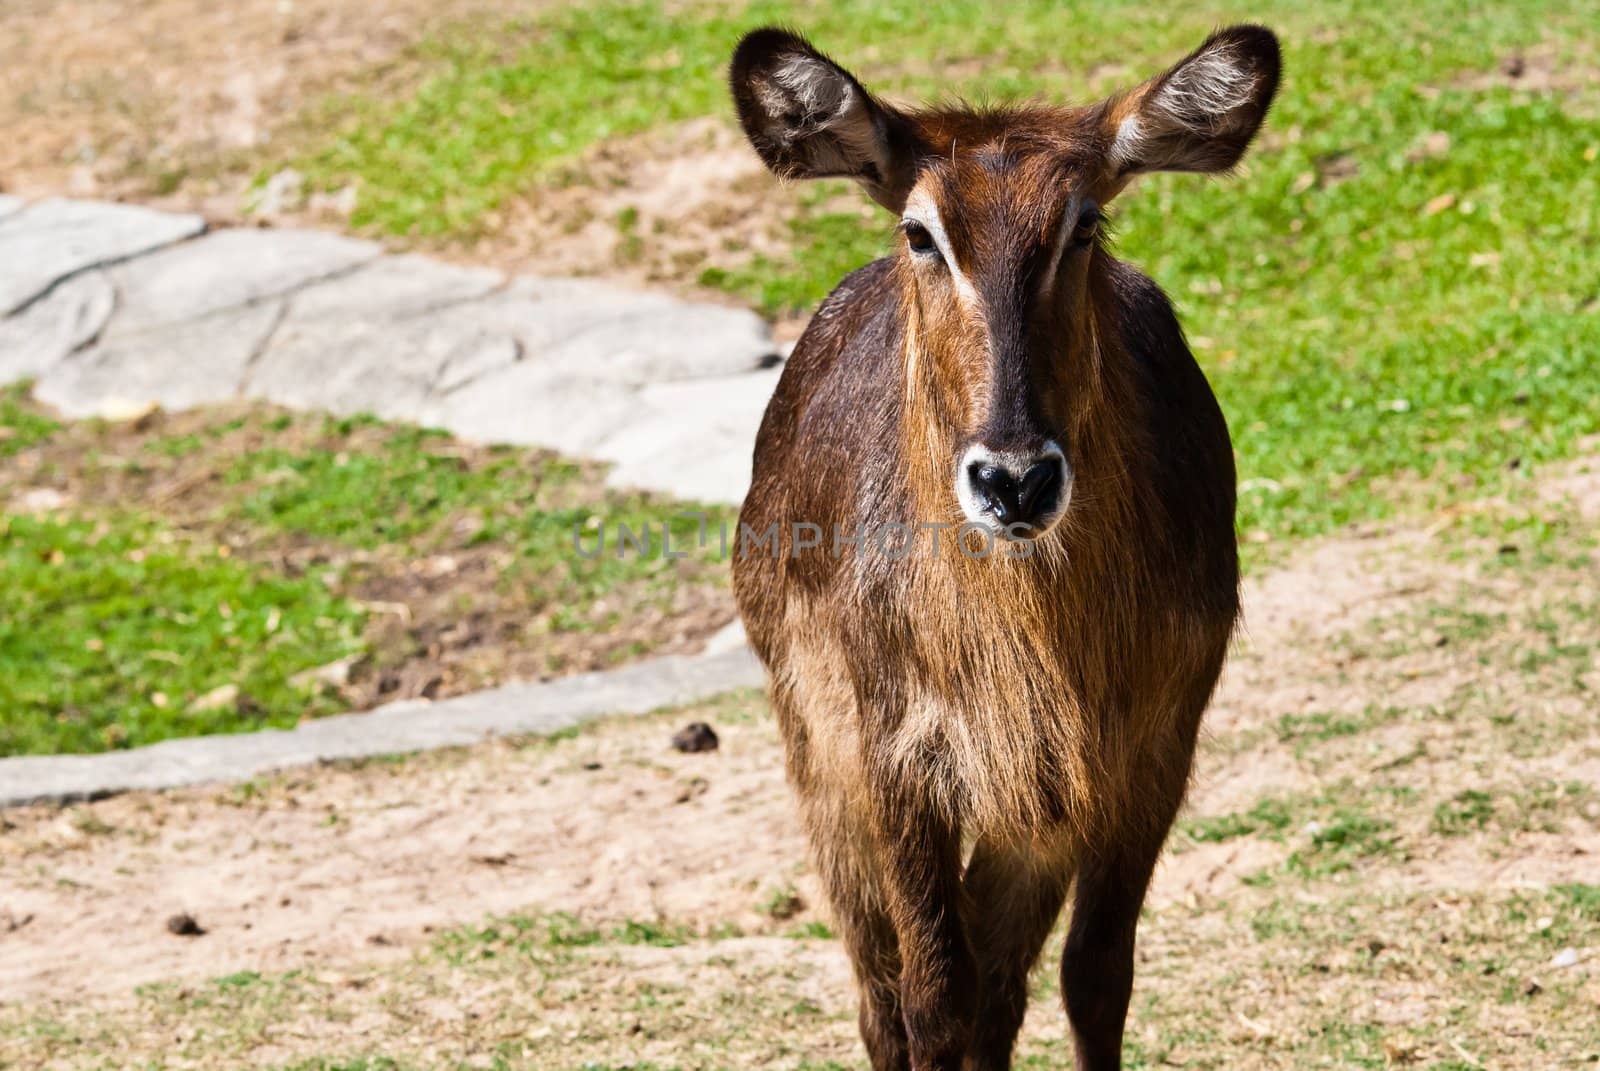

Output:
xmin=1105 ymin=25 xmax=1281 ymax=177
xmin=730 ymin=28 xmax=919 ymax=212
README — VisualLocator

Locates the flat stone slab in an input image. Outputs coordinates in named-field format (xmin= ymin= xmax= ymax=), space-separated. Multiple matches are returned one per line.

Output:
xmin=288 ymin=254 xmax=503 ymax=319
xmin=106 ymin=227 xmax=381 ymax=334
xmin=249 ymin=311 xmax=520 ymax=424
xmin=36 ymin=301 xmax=285 ymax=417
xmin=473 ymin=278 xmax=776 ymax=384
xmin=0 ymin=200 xmax=783 ymax=502
xmin=0 ymin=198 xmax=204 ymax=316
xmin=0 ymin=646 xmax=765 ymax=807
xmin=598 ymin=368 xmax=784 ymax=501
xmin=0 ymin=270 xmax=115 ymax=384
xmin=423 ymin=357 xmax=643 ymax=455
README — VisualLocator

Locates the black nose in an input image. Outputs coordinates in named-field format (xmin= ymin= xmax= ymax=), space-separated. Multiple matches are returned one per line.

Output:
xmin=967 ymin=455 xmax=1065 ymax=530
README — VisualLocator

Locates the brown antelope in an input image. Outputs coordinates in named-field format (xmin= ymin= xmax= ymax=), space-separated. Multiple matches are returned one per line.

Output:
xmin=728 ymin=24 xmax=1280 ymax=1071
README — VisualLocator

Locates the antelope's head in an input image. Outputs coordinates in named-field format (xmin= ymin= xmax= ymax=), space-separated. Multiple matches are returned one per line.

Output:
xmin=731 ymin=26 xmax=1279 ymax=540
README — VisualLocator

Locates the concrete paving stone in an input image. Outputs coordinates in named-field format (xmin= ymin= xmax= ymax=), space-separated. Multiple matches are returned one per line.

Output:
xmin=508 ymin=274 xmax=682 ymax=312
xmin=105 ymin=227 xmax=380 ymax=334
xmin=0 ymin=195 xmax=24 ymax=220
xmin=34 ymin=300 xmax=284 ymax=417
xmin=433 ymin=329 xmax=523 ymax=394
xmin=542 ymin=303 xmax=777 ymax=383
xmin=0 ymin=198 xmax=204 ymax=316
xmin=460 ymin=286 xmax=674 ymax=367
xmin=0 ymin=270 xmax=115 ymax=384
xmin=421 ymin=359 xmax=643 ymax=455
xmin=596 ymin=367 xmax=783 ymax=501
xmin=476 ymin=277 xmax=777 ymax=382
xmin=703 ymin=618 xmax=749 ymax=656
xmin=288 ymin=254 xmax=504 ymax=320
xmin=248 ymin=312 xmax=519 ymax=423
xmin=423 ymin=354 xmax=782 ymax=498
xmin=0 ymin=646 xmax=766 ymax=806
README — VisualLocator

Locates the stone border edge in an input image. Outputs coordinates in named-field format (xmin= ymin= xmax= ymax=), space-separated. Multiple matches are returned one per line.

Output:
xmin=0 ymin=645 xmax=764 ymax=808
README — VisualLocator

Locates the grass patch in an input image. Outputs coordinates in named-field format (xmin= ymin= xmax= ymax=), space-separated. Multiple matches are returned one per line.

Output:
xmin=282 ymin=0 xmax=1600 ymax=556
xmin=1180 ymin=797 xmax=1295 ymax=845
xmin=1284 ymin=810 xmax=1401 ymax=878
xmin=0 ymin=512 xmax=361 ymax=755
xmin=0 ymin=382 xmax=58 ymax=458
xmin=435 ymin=911 xmax=694 ymax=965
xmin=212 ymin=411 xmax=732 ymax=616
xmin=1433 ymin=789 xmax=1497 ymax=835
xmin=0 ymin=398 xmax=734 ymax=755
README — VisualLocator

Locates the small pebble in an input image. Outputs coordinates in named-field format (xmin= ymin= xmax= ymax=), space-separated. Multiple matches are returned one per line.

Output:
xmin=166 ymin=912 xmax=205 ymax=937
xmin=671 ymin=722 xmax=720 ymax=753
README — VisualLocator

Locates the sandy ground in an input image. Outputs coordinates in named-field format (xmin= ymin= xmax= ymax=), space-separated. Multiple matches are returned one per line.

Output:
xmin=4 ymin=456 xmax=1597 ymax=1007
xmin=0 ymin=0 xmax=519 ymax=204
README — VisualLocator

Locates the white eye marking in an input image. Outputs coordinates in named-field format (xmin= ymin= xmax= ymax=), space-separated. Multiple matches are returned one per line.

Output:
xmin=1039 ymin=198 xmax=1102 ymax=296
xmin=902 ymin=190 xmax=981 ymax=309
xmin=1037 ymin=195 xmax=1083 ymax=297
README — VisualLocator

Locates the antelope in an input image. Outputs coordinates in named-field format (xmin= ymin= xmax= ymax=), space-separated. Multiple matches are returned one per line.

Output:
xmin=728 ymin=24 xmax=1280 ymax=1071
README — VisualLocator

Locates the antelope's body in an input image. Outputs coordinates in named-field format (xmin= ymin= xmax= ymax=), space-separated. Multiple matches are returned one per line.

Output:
xmin=728 ymin=27 xmax=1280 ymax=1071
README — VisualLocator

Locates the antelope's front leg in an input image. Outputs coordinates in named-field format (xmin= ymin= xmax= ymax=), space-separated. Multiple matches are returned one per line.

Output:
xmin=869 ymin=782 xmax=977 ymax=1071
xmin=1060 ymin=809 xmax=1179 ymax=1071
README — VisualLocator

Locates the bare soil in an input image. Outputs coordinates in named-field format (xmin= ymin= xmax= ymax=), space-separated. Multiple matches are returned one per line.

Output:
xmin=0 ymin=0 xmax=508 ymax=206
xmin=1446 ymin=41 xmax=1600 ymax=110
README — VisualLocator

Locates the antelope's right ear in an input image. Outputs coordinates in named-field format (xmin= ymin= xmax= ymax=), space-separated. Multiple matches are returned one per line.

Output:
xmin=730 ymin=28 xmax=918 ymax=212
xmin=1105 ymin=25 xmax=1282 ymax=178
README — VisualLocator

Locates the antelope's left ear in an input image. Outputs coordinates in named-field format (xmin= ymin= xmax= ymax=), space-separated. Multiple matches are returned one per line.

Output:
xmin=1105 ymin=25 xmax=1281 ymax=177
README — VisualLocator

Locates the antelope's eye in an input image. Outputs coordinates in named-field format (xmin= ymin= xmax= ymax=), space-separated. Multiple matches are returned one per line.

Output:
xmin=1070 ymin=205 xmax=1102 ymax=249
xmin=901 ymin=220 xmax=940 ymax=258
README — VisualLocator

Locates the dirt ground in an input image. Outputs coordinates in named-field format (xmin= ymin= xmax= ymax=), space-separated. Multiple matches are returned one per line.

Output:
xmin=2 ymin=458 xmax=1596 ymax=1068
xmin=0 ymin=0 xmax=503 ymax=205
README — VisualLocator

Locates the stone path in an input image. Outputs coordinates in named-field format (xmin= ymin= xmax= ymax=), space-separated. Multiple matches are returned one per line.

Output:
xmin=0 ymin=197 xmax=783 ymax=502
xmin=0 ymin=196 xmax=777 ymax=805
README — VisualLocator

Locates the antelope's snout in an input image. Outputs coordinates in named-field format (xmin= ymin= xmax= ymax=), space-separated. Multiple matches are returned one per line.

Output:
xmin=956 ymin=442 xmax=1071 ymax=539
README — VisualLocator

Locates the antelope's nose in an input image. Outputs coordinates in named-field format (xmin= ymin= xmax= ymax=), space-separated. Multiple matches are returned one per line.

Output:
xmin=964 ymin=451 xmax=1067 ymax=533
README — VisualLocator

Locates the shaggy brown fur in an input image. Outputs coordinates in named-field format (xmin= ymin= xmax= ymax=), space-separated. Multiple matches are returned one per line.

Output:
xmin=729 ymin=26 xmax=1281 ymax=1071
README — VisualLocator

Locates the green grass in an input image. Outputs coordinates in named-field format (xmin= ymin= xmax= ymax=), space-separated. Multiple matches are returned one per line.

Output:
xmin=0 ymin=384 xmax=59 ymax=458
xmin=0 ymin=397 xmax=734 ymax=756
xmin=1285 ymin=810 xmax=1400 ymax=878
xmin=434 ymin=911 xmax=695 ymax=965
xmin=0 ymin=512 xmax=362 ymax=755
xmin=215 ymin=413 xmax=733 ymax=619
xmin=1180 ymin=797 xmax=1294 ymax=845
xmin=283 ymin=0 xmax=1600 ymax=555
